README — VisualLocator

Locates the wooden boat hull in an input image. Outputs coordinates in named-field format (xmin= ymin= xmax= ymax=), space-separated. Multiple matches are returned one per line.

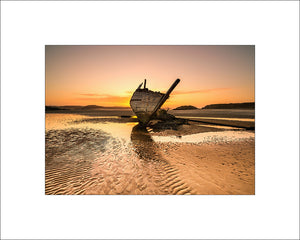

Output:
xmin=130 ymin=79 xmax=180 ymax=125
xmin=130 ymin=89 xmax=164 ymax=124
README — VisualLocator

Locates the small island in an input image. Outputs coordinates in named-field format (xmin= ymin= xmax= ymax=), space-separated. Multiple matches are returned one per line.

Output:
xmin=202 ymin=102 xmax=255 ymax=110
xmin=173 ymin=105 xmax=198 ymax=110
xmin=81 ymin=105 xmax=104 ymax=110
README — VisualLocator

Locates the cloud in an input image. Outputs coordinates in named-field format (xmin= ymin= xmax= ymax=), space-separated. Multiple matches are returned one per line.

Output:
xmin=173 ymin=88 xmax=230 ymax=95
xmin=75 ymin=93 xmax=130 ymax=104
xmin=79 ymin=93 xmax=103 ymax=97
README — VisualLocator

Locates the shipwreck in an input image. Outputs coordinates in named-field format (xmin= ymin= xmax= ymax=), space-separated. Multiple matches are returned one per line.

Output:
xmin=130 ymin=78 xmax=180 ymax=125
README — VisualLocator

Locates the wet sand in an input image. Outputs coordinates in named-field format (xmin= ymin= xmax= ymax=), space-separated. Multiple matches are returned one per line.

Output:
xmin=46 ymin=108 xmax=254 ymax=119
xmin=157 ymin=141 xmax=254 ymax=194
xmin=45 ymin=110 xmax=255 ymax=195
xmin=169 ymin=109 xmax=255 ymax=119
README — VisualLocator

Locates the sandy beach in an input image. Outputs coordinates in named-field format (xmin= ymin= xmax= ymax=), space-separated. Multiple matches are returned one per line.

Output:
xmin=45 ymin=109 xmax=255 ymax=195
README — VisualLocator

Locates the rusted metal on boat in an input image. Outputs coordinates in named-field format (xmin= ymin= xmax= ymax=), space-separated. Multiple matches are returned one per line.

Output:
xmin=130 ymin=78 xmax=180 ymax=125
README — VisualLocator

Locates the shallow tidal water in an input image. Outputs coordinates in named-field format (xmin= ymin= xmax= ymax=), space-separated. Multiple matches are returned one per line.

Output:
xmin=45 ymin=114 xmax=254 ymax=195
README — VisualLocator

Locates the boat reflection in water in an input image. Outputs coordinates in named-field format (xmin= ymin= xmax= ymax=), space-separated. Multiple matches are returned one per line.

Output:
xmin=130 ymin=124 xmax=165 ymax=163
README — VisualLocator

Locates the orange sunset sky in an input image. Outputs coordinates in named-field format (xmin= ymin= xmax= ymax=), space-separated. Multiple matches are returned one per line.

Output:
xmin=45 ymin=45 xmax=254 ymax=108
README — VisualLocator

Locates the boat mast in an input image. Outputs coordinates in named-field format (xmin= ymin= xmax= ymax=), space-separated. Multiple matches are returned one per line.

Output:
xmin=150 ymin=78 xmax=180 ymax=119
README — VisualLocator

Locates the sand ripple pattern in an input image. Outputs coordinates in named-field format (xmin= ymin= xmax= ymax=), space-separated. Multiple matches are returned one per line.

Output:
xmin=45 ymin=121 xmax=192 ymax=195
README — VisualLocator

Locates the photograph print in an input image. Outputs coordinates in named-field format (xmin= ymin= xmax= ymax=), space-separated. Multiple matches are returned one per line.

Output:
xmin=45 ymin=45 xmax=255 ymax=195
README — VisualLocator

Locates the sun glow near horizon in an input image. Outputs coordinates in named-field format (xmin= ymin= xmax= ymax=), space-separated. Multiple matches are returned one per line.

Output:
xmin=46 ymin=45 xmax=254 ymax=108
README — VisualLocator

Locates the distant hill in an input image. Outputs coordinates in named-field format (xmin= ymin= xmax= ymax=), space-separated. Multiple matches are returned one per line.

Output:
xmin=46 ymin=105 xmax=131 ymax=112
xmin=81 ymin=105 xmax=104 ymax=110
xmin=173 ymin=105 xmax=198 ymax=110
xmin=45 ymin=106 xmax=66 ymax=111
xmin=202 ymin=102 xmax=255 ymax=109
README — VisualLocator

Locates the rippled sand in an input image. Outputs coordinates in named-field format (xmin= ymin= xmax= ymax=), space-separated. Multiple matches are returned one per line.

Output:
xmin=45 ymin=113 xmax=255 ymax=195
